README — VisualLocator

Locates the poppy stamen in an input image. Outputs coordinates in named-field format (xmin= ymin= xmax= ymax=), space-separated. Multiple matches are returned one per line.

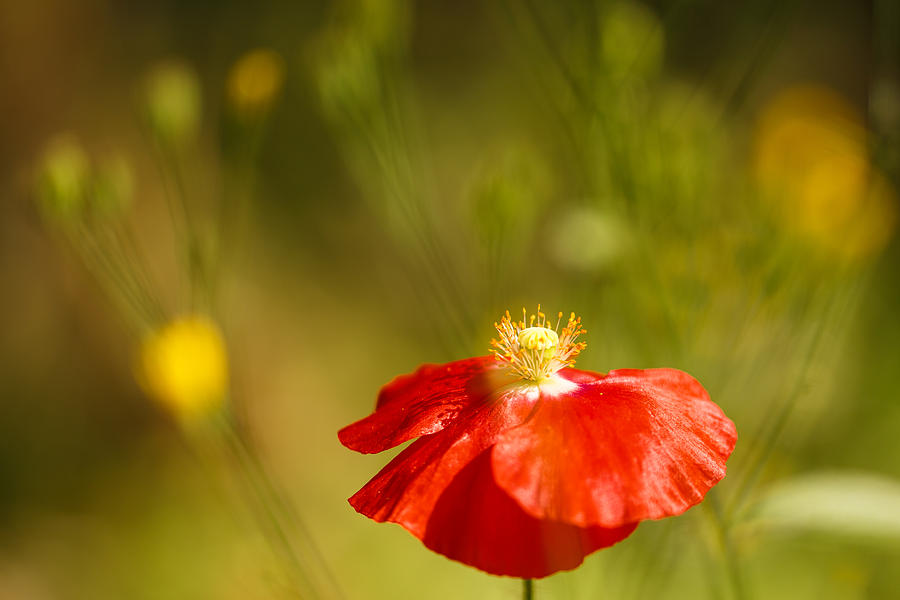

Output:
xmin=491 ymin=306 xmax=587 ymax=382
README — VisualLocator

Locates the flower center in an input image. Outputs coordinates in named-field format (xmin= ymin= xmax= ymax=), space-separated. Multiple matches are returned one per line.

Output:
xmin=491 ymin=306 xmax=587 ymax=382
xmin=518 ymin=326 xmax=559 ymax=352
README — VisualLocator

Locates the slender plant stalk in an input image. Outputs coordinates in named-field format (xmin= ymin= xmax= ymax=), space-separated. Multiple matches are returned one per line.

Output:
xmin=210 ymin=412 xmax=345 ymax=600
xmin=703 ymin=495 xmax=745 ymax=600
xmin=523 ymin=578 xmax=534 ymax=600
xmin=66 ymin=226 xmax=155 ymax=332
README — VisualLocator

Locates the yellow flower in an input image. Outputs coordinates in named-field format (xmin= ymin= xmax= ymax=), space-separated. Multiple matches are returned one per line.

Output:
xmin=139 ymin=316 xmax=228 ymax=420
xmin=754 ymin=85 xmax=897 ymax=261
xmin=227 ymin=48 xmax=285 ymax=115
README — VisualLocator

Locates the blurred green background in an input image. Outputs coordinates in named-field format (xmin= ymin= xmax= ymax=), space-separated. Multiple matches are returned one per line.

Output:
xmin=1 ymin=0 xmax=899 ymax=598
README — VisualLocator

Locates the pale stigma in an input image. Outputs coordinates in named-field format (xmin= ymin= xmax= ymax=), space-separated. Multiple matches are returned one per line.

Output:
xmin=490 ymin=305 xmax=587 ymax=382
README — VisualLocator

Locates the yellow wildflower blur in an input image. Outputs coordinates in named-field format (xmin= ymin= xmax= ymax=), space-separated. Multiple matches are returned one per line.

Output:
xmin=139 ymin=316 xmax=228 ymax=420
xmin=754 ymin=85 xmax=898 ymax=262
xmin=227 ymin=48 xmax=285 ymax=115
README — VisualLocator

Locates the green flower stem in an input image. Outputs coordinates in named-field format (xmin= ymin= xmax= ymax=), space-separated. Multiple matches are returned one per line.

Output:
xmin=66 ymin=225 xmax=155 ymax=332
xmin=523 ymin=578 xmax=534 ymax=600
xmin=724 ymin=282 xmax=840 ymax=520
xmin=149 ymin=136 xmax=198 ymax=312
xmin=703 ymin=495 xmax=745 ymax=600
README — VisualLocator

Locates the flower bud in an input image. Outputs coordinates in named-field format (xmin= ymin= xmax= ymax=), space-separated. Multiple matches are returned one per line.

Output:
xmin=601 ymin=1 xmax=665 ymax=82
xmin=548 ymin=206 xmax=631 ymax=272
xmin=35 ymin=134 xmax=90 ymax=222
xmin=142 ymin=60 xmax=201 ymax=147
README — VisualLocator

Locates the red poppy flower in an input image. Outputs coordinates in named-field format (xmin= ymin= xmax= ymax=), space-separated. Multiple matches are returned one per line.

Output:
xmin=339 ymin=309 xmax=736 ymax=578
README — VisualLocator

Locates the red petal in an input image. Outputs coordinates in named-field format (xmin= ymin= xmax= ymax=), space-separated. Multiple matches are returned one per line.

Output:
xmin=339 ymin=356 xmax=503 ymax=454
xmin=348 ymin=389 xmax=532 ymax=538
xmin=423 ymin=449 xmax=637 ymax=578
xmin=492 ymin=368 xmax=737 ymax=528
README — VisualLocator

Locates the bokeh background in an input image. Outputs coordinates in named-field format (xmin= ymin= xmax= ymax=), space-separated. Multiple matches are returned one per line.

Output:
xmin=1 ymin=0 xmax=899 ymax=598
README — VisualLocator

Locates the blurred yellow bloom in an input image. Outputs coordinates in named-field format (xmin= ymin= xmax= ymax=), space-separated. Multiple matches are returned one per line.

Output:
xmin=139 ymin=316 xmax=228 ymax=420
xmin=35 ymin=134 xmax=90 ymax=221
xmin=227 ymin=48 xmax=285 ymax=115
xmin=143 ymin=60 xmax=201 ymax=147
xmin=754 ymin=85 xmax=898 ymax=261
